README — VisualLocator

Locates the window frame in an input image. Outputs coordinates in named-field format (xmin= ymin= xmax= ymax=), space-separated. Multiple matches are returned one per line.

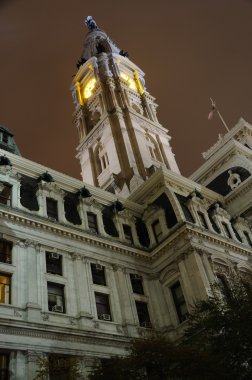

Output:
xmin=46 ymin=197 xmax=58 ymax=221
xmin=170 ymin=281 xmax=188 ymax=323
xmin=47 ymin=282 xmax=65 ymax=313
xmin=95 ymin=292 xmax=112 ymax=321
xmin=0 ymin=273 xmax=11 ymax=305
xmin=91 ymin=263 xmax=106 ymax=286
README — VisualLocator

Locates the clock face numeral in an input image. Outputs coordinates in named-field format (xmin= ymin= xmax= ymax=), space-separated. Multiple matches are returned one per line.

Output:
xmin=83 ymin=78 xmax=96 ymax=99
xmin=120 ymin=72 xmax=137 ymax=91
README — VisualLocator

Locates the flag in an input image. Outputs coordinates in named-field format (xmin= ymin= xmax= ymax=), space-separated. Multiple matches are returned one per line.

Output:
xmin=208 ymin=99 xmax=216 ymax=120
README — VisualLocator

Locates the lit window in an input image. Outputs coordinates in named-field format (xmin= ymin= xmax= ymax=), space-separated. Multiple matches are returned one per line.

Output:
xmin=198 ymin=212 xmax=208 ymax=229
xmin=130 ymin=274 xmax=144 ymax=295
xmin=0 ymin=274 xmax=11 ymax=304
xmin=95 ymin=292 xmax=111 ymax=321
xmin=152 ymin=219 xmax=162 ymax=243
xmin=135 ymin=301 xmax=151 ymax=328
xmin=0 ymin=240 xmax=12 ymax=264
xmin=91 ymin=264 xmax=106 ymax=286
xmin=120 ymin=72 xmax=137 ymax=91
xmin=46 ymin=252 xmax=62 ymax=276
xmin=47 ymin=282 xmax=65 ymax=313
xmin=46 ymin=198 xmax=58 ymax=221
xmin=83 ymin=78 xmax=96 ymax=99
xmin=87 ymin=212 xmax=98 ymax=234
xmin=170 ymin=281 xmax=188 ymax=323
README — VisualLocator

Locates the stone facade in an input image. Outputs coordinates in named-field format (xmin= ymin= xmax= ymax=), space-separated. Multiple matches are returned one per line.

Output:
xmin=0 ymin=17 xmax=251 ymax=379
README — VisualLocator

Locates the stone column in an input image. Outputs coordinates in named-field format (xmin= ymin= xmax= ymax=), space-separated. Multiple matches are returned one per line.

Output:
xmin=9 ymin=351 xmax=27 ymax=380
xmin=73 ymin=256 xmax=94 ymax=327
xmin=25 ymin=351 xmax=40 ymax=380
xmin=25 ymin=240 xmax=41 ymax=321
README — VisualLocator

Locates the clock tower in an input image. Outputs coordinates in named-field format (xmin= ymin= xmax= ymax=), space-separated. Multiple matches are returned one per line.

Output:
xmin=71 ymin=16 xmax=180 ymax=196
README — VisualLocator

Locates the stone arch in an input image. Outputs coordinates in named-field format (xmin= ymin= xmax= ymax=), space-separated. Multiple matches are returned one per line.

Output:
xmin=145 ymin=132 xmax=163 ymax=162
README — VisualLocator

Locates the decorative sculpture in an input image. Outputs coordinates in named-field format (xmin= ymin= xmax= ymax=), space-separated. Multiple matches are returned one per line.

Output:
xmin=227 ymin=170 xmax=241 ymax=190
xmin=85 ymin=16 xmax=98 ymax=31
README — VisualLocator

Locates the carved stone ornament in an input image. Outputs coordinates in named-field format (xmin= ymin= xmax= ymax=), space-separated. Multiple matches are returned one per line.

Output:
xmin=227 ymin=170 xmax=242 ymax=190
xmin=41 ymin=313 xmax=49 ymax=321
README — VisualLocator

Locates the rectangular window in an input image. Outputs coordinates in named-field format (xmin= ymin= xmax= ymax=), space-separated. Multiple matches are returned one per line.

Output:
xmin=0 ymin=183 xmax=12 ymax=206
xmin=244 ymin=231 xmax=252 ymax=247
xmin=222 ymin=222 xmax=232 ymax=239
xmin=47 ymin=282 xmax=65 ymax=313
xmin=135 ymin=301 xmax=151 ymax=327
xmin=0 ymin=274 xmax=11 ymax=304
xmin=170 ymin=281 xmax=188 ymax=323
xmin=198 ymin=212 xmax=208 ymax=229
xmin=0 ymin=354 xmax=9 ymax=380
xmin=130 ymin=274 xmax=144 ymax=295
xmin=152 ymin=220 xmax=162 ymax=243
xmin=46 ymin=198 xmax=58 ymax=221
xmin=123 ymin=224 xmax=134 ymax=244
xmin=87 ymin=212 xmax=98 ymax=234
xmin=46 ymin=252 xmax=62 ymax=276
xmin=91 ymin=264 xmax=106 ymax=286
xmin=0 ymin=240 xmax=12 ymax=264
xmin=216 ymin=275 xmax=230 ymax=299
xmin=95 ymin=292 xmax=111 ymax=321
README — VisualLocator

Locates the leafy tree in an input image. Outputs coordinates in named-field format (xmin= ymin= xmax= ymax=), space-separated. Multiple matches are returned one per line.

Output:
xmin=34 ymin=356 xmax=84 ymax=380
xmin=185 ymin=273 xmax=252 ymax=380
xmin=88 ymin=335 xmax=224 ymax=380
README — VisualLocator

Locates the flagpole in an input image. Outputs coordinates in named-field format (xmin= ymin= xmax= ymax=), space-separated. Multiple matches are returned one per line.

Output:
xmin=210 ymin=97 xmax=230 ymax=133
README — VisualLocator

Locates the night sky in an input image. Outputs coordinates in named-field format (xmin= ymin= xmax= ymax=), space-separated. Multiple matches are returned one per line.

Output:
xmin=0 ymin=0 xmax=252 ymax=180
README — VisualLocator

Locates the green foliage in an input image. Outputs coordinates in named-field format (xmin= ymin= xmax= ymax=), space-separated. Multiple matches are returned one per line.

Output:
xmin=185 ymin=273 xmax=252 ymax=380
xmin=88 ymin=335 xmax=223 ymax=380
xmin=34 ymin=356 xmax=83 ymax=380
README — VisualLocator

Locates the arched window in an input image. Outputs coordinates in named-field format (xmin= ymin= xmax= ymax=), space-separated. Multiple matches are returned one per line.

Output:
xmin=94 ymin=143 xmax=109 ymax=176
xmin=145 ymin=133 xmax=162 ymax=162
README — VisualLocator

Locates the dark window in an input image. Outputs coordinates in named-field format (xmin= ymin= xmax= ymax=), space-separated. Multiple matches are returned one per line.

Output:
xmin=198 ymin=212 xmax=208 ymax=229
xmin=0 ymin=274 xmax=11 ymax=304
xmin=0 ymin=240 xmax=12 ymax=264
xmin=0 ymin=354 xmax=9 ymax=380
xmin=171 ymin=281 xmax=188 ymax=323
xmin=95 ymin=292 xmax=111 ymax=321
xmin=123 ymin=224 xmax=133 ymax=244
xmin=152 ymin=219 xmax=162 ymax=243
xmin=87 ymin=212 xmax=98 ymax=234
xmin=135 ymin=301 xmax=151 ymax=327
xmin=244 ymin=231 xmax=252 ymax=247
xmin=2 ymin=133 xmax=8 ymax=144
xmin=91 ymin=264 xmax=106 ymax=286
xmin=47 ymin=282 xmax=65 ymax=313
xmin=130 ymin=274 xmax=144 ymax=295
xmin=46 ymin=252 xmax=62 ymax=275
xmin=0 ymin=183 xmax=11 ymax=206
xmin=46 ymin=198 xmax=58 ymax=221
xmin=216 ymin=275 xmax=230 ymax=299
xmin=222 ymin=222 xmax=232 ymax=239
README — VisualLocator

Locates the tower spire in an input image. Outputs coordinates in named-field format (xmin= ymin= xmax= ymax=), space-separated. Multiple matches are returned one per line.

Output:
xmin=71 ymin=19 xmax=180 ymax=196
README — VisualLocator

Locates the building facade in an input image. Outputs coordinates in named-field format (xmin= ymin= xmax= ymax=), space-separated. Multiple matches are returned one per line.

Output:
xmin=0 ymin=17 xmax=251 ymax=379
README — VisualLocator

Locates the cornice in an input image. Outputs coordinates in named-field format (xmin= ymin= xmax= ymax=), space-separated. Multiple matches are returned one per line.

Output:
xmin=0 ymin=207 xmax=151 ymax=261
xmin=0 ymin=321 xmax=130 ymax=349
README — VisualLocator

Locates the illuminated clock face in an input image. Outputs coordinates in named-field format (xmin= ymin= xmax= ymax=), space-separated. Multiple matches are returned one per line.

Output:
xmin=120 ymin=72 xmax=137 ymax=91
xmin=83 ymin=78 xmax=96 ymax=99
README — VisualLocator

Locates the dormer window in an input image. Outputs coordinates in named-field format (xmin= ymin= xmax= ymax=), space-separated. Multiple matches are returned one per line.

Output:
xmin=46 ymin=198 xmax=58 ymax=221
xmin=123 ymin=224 xmax=133 ymax=244
xmin=87 ymin=212 xmax=98 ymax=234
xmin=0 ymin=182 xmax=11 ymax=206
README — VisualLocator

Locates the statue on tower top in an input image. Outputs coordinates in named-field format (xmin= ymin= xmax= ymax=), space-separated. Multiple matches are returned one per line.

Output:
xmin=85 ymin=16 xmax=98 ymax=31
